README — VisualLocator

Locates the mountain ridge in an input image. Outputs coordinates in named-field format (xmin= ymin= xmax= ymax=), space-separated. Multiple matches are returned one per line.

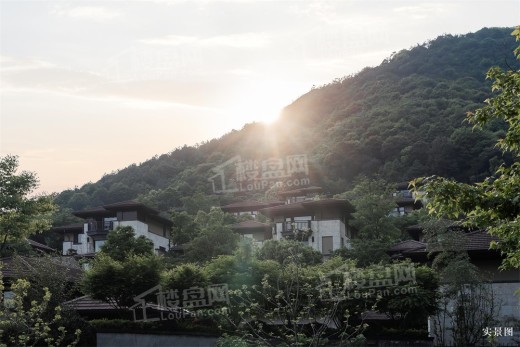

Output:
xmin=54 ymin=27 xmax=519 ymax=214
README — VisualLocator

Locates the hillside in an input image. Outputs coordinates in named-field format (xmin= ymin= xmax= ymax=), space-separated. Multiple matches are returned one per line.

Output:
xmin=54 ymin=27 xmax=519 ymax=214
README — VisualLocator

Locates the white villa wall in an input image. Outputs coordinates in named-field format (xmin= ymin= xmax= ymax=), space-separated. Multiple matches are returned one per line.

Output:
xmin=309 ymin=220 xmax=343 ymax=254
xmin=63 ymin=220 xmax=170 ymax=255
xmin=114 ymin=220 xmax=170 ymax=252
xmin=62 ymin=230 xmax=90 ymax=255
xmin=273 ymin=219 xmax=348 ymax=255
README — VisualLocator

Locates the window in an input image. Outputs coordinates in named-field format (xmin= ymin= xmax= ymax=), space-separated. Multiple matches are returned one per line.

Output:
xmin=87 ymin=219 xmax=97 ymax=231
xmin=95 ymin=240 xmax=106 ymax=252
xmin=103 ymin=217 xmax=117 ymax=231
xmin=73 ymin=233 xmax=82 ymax=244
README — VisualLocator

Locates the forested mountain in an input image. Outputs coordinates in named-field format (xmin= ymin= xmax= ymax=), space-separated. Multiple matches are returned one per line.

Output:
xmin=54 ymin=27 xmax=519 ymax=214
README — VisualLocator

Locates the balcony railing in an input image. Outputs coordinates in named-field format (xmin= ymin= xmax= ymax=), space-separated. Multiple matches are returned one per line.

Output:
xmin=281 ymin=221 xmax=312 ymax=241
xmin=86 ymin=220 xmax=115 ymax=237
xmin=283 ymin=221 xmax=311 ymax=232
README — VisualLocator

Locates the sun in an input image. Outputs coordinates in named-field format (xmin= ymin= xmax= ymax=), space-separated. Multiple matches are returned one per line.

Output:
xmin=226 ymin=80 xmax=295 ymax=126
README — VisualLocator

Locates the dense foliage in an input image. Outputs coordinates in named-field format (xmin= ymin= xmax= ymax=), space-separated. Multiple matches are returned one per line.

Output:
xmin=82 ymin=227 xmax=163 ymax=309
xmin=0 ymin=270 xmax=81 ymax=346
xmin=51 ymin=28 xmax=518 ymax=215
xmin=415 ymin=27 xmax=520 ymax=269
xmin=0 ymin=155 xmax=56 ymax=255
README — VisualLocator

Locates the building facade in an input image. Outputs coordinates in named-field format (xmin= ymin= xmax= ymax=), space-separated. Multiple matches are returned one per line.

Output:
xmin=54 ymin=200 xmax=172 ymax=256
xmin=259 ymin=198 xmax=354 ymax=256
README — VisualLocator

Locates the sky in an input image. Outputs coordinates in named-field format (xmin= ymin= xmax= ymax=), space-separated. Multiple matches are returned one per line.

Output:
xmin=0 ymin=0 xmax=518 ymax=194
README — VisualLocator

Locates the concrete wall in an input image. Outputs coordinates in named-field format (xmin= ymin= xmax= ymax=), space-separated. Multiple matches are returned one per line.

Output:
xmin=68 ymin=220 xmax=170 ymax=255
xmin=115 ymin=221 xmax=170 ymax=252
xmin=97 ymin=332 xmax=218 ymax=347
xmin=273 ymin=219 xmax=347 ymax=255
xmin=310 ymin=220 xmax=343 ymax=254
xmin=62 ymin=232 xmax=89 ymax=255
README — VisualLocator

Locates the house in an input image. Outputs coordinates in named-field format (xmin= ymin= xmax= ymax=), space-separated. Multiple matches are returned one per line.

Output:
xmin=53 ymin=200 xmax=173 ymax=256
xmin=259 ymin=199 xmax=354 ymax=256
xmin=388 ymin=230 xmax=520 ymax=346
xmin=391 ymin=182 xmax=424 ymax=216
xmin=230 ymin=220 xmax=272 ymax=246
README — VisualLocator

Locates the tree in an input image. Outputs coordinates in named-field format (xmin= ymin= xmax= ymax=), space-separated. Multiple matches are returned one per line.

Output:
xmin=335 ymin=177 xmax=402 ymax=266
xmin=0 ymin=270 xmax=81 ymax=346
xmin=256 ymin=239 xmax=323 ymax=266
xmin=162 ymin=263 xmax=208 ymax=293
xmin=413 ymin=28 xmax=520 ymax=269
xmin=0 ymin=155 xmax=56 ymax=254
xmin=8 ymin=255 xmax=91 ymax=346
xmin=82 ymin=226 xmax=162 ymax=309
xmin=422 ymin=220 xmax=499 ymax=346
xmin=170 ymin=211 xmax=200 ymax=245
xmin=82 ymin=253 xmax=162 ymax=310
xmin=221 ymin=257 xmax=366 ymax=347
xmin=185 ymin=208 xmax=239 ymax=262
xmin=99 ymin=226 xmax=153 ymax=261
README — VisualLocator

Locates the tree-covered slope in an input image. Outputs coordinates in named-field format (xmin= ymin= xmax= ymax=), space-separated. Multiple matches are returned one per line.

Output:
xmin=55 ymin=27 xmax=519 ymax=214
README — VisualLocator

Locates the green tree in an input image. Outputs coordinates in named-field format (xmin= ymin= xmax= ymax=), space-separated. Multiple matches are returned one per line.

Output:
xmin=185 ymin=207 xmax=239 ymax=262
xmin=422 ymin=220 xmax=499 ymax=346
xmin=256 ymin=239 xmax=323 ymax=266
xmin=161 ymin=263 xmax=208 ymax=293
xmin=336 ymin=177 xmax=402 ymax=266
xmin=82 ymin=253 xmax=162 ymax=310
xmin=82 ymin=226 xmax=162 ymax=309
xmin=8 ymin=255 xmax=90 ymax=346
xmin=170 ymin=211 xmax=199 ymax=245
xmin=100 ymin=226 xmax=153 ymax=261
xmin=222 ymin=257 xmax=365 ymax=347
xmin=413 ymin=28 xmax=520 ymax=269
xmin=0 ymin=270 xmax=81 ymax=346
xmin=0 ymin=155 xmax=56 ymax=254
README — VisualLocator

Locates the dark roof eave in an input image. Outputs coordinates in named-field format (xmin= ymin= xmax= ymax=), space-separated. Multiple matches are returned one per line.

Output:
xmin=259 ymin=199 xmax=353 ymax=217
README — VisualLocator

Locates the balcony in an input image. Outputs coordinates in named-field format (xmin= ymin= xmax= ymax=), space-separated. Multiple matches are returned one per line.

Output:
xmin=281 ymin=221 xmax=312 ymax=241
xmin=86 ymin=220 xmax=115 ymax=238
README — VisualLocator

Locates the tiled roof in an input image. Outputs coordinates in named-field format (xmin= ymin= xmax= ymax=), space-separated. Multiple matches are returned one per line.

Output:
xmin=388 ymin=240 xmax=426 ymax=253
xmin=64 ymin=295 xmax=118 ymax=311
xmin=465 ymin=230 xmax=500 ymax=251
xmin=0 ymin=256 xmax=83 ymax=281
xmin=390 ymin=230 xmax=500 ymax=256
xmin=27 ymin=239 xmax=57 ymax=253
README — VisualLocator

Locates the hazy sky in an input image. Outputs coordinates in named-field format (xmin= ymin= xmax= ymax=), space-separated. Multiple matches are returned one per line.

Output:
xmin=0 ymin=0 xmax=518 ymax=194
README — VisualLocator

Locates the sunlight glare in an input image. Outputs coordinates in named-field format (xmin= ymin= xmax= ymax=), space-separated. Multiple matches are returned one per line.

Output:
xmin=226 ymin=80 xmax=298 ymax=127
